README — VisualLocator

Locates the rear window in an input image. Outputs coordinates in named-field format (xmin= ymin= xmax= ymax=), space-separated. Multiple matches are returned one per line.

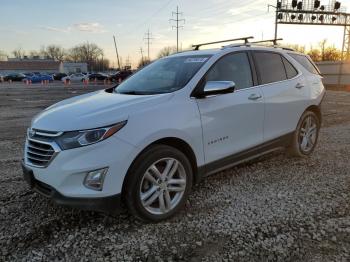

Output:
xmin=254 ymin=52 xmax=287 ymax=84
xmin=288 ymin=53 xmax=320 ymax=75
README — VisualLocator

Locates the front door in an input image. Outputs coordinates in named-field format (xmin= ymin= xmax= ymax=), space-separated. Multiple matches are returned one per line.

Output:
xmin=195 ymin=52 xmax=264 ymax=165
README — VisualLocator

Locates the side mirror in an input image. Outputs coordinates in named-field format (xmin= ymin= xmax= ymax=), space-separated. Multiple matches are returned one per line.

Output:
xmin=199 ymin=81 xmax=235 ymax=98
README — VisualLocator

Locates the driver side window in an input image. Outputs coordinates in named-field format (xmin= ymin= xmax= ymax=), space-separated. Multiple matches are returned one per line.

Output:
xmin=206 ymin=52 xmax=253 ymax=90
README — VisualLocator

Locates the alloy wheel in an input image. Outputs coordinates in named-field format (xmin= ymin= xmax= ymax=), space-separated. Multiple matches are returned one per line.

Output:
xmin=299 ymin=115 xmax=318 ymax=153
xmin=139 ymin=158 xmax=187 ymax=215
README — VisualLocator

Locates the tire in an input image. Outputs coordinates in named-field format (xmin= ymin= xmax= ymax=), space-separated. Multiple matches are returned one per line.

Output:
xmin=124 ymin=145 xmax=193 ymax=222
xmin=288 ymin=110 xmax=320 ymax=157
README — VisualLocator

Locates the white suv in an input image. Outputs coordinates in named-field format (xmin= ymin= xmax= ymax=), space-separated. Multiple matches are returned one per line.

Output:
xmin=22 ymin=39 xmax=325 ymax=221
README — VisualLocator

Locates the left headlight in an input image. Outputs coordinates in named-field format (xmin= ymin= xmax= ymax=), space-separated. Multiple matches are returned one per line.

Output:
xmin=55 ymin=121 xmax=127 ymax=150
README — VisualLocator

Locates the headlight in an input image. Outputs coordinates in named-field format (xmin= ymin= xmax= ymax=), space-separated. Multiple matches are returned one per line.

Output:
xmin=55 ymin=121 xmax=127 ymax=150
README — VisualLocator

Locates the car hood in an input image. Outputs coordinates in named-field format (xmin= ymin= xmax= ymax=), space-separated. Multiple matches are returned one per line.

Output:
xmin=31 ymin=90 xmax=173 ymax=131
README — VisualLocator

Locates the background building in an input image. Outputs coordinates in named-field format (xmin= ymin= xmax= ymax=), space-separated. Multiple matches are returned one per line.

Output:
xmin=0 ymin=58 xmax=87 ymax=75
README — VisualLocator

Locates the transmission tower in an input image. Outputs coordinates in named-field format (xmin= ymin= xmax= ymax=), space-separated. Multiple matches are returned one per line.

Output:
xmin=144 ymin=29 xmax=154 ymax=60
xmin=170 ymin=6 xmax=185 ymax=52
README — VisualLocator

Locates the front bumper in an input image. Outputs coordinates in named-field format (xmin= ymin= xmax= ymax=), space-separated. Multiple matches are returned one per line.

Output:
xmin=23 ymin=135 xmax=137 ymax=198
xmin=22 ymin=161 xmax=122 ymax=212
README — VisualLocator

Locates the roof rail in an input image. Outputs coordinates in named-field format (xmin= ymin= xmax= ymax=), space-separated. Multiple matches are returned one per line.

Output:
xmin=192 ymin=36 xmax=254 ymax=50
xmin=223 ymin=38 xmax=296 ymax=51
xmin=251 ymin=38 xmax=283 ymax=45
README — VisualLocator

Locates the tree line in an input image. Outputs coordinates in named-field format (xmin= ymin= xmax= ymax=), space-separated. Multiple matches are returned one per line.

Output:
xmin=1 ymin=43 xmax=110 ymax=72
xmin=0 ymin=39 xmax=345 ymax=72
xmin=139 ymin=39 xmax=344 ymax=68
xmin=282 ymin=39 xmax=342 ymax=62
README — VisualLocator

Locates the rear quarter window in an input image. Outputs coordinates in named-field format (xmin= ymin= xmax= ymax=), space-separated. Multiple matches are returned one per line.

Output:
xmin=288 ymin=53 xmax=320 ymax=75
xmin=281 ymin=56 xmax=298 ymax=79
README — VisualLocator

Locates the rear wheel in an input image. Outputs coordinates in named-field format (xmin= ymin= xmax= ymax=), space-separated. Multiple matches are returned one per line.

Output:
xmin=124 ymin=145 xmax=193 ymax=222
xmin=288 ymin=111 xmax=320 ymax=157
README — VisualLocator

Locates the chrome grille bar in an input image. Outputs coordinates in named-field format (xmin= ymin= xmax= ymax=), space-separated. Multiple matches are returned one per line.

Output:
xmin=25 ymin=136 xmax=60 ymax=168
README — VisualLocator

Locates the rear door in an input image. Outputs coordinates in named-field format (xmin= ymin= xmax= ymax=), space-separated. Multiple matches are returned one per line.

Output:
xmin=252 ymin=51 xmax=308 ymax=142
xmin=195 ymin=52 xmax=264 ymax=164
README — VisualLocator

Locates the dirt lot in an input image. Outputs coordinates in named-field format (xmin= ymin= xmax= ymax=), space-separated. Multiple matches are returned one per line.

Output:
xmin=0 ymin=83 xmax=350 ymax=261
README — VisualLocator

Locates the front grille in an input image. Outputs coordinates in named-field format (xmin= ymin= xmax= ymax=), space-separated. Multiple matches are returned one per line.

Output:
xmin=26 ymin=139 xmax=56 ymax=168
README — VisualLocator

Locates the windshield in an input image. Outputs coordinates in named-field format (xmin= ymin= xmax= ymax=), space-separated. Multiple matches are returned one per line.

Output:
xmin=115 ymin=55 xmax=211 ymax=95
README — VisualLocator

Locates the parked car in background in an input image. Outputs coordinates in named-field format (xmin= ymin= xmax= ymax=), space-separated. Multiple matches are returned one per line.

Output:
xmin=88 ymin=73 xmax=110 ymax=81
xmin=62 ymin=73 xmax=89 ymax=83
xmin=110 ymin=70 xmax=133 ymax=82
xmin=24 ymin=73 xmax=35 ymax=78
xmin=53 ymin=73 xmax=67 ymax=81
xmin=23 ymin=74 xmax=53 ymax=84
xmin=4 ymin=73 xmax=26 ymax=82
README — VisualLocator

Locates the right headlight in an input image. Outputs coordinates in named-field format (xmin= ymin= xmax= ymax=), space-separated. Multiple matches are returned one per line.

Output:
xmin=55 ymin=121 xmax=127 ymax=150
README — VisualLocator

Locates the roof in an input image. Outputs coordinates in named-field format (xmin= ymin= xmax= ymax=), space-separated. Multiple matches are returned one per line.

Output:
xmin=0 ymin=60 xmax=61 ymax=71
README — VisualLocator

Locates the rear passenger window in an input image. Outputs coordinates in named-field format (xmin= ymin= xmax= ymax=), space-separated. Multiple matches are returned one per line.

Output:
xmin=205 ymin=52 xmax=253 ymax=90
xmin=289 ymin=53 xmax=320 ymax=75
xmin=254 ymin=52 xmax=287 ymax=84
xmin=282 ymin=56 xmax=298 ymax=79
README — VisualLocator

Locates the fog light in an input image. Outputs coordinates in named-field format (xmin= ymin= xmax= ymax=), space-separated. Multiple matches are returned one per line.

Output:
xmin=83 ymin=168 xmax=108 ymax=191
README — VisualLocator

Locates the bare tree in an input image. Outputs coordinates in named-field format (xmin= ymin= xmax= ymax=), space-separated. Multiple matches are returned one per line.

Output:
xmin=284 ymin=44 xmax=306 ymax=54
xmin=157 ymin=46 xmax=177 ymax=58
xmin=307 ymin=47 xmax=321 ymax=62
xmin=12 ymin=48 xmax=25 ymax=59
xmin=137 ymin=58 xmax=151 ymax=69
xmin=319 ymin=39 xmax=327 ymax=61
xmin=323 ymin=46 xmax=341 ymax=61
xmin=41 ymin=45 xmax=66 ymax=61
xmin=28 ymin=50 xmax=41 ymax=58
xmin=66 ymin=42 xmax=104 ymax=71
xmin=67 ymin=46 xmax=81 ymax=62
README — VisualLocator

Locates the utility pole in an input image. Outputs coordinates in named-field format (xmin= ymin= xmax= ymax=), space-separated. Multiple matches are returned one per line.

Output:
xmin=125 ymin=55 xmax=131 ymax=69
xmin=113 ymin=35 xmax=121 ymax=70
xmin=144 ymin=29 xmax=154 ymax=60
xmin=140 ymin=47 xmax=144 ymax=62
xmin=170 ymin=6 xmax=185 ymax=52
xmin=268 ymin=4 xmax=278 ymax=39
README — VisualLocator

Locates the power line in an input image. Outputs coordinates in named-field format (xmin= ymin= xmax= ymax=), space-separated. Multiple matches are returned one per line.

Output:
xmin=144 ymin=29 xmax=154 ymax=59
xmin=170 ymin=6 xmax=185 ymax=52
xmin=121 ymin=0 xmax=173 ymax=36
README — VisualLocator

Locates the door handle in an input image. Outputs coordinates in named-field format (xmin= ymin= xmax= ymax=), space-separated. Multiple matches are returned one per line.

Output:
xmin=295 ymin=83 xmax=304 ymax=89
xmin=248 ymin=94 xmax=262 ymax=100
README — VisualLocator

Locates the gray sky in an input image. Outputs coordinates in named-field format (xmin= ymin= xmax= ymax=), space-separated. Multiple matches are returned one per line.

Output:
xmin=0 ymin=0 xmax=348 ymax=67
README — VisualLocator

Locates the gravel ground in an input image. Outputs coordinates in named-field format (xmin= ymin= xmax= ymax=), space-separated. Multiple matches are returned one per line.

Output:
xmin=0 ymin=84 xmax=350 ymax=261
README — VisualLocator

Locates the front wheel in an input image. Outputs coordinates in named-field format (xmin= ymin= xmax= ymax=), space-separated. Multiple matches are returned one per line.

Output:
xmin=124 ymin=145 xmax=193 ymax=222
xmin=288 ymin=111 xmax=320 ymax=157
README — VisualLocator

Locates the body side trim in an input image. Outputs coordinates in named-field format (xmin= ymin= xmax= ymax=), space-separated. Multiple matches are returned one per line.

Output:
xmin=196 ymin=132 xmax=293 ymax=182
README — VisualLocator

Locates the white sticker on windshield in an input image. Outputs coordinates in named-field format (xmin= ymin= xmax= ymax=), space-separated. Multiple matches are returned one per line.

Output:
xmin=184 ymin=57 xmax=208 ymax=63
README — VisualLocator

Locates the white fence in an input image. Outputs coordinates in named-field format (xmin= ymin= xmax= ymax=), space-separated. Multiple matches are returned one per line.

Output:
xmin=316 ymin=61 xmax=350 ymax=86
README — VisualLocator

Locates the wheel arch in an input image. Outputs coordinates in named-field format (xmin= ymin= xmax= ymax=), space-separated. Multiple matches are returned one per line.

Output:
xmin=305 ymin=104 xmax=322 ymax=124
xmin=121 ymin=137 xmax=199 ymax=198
